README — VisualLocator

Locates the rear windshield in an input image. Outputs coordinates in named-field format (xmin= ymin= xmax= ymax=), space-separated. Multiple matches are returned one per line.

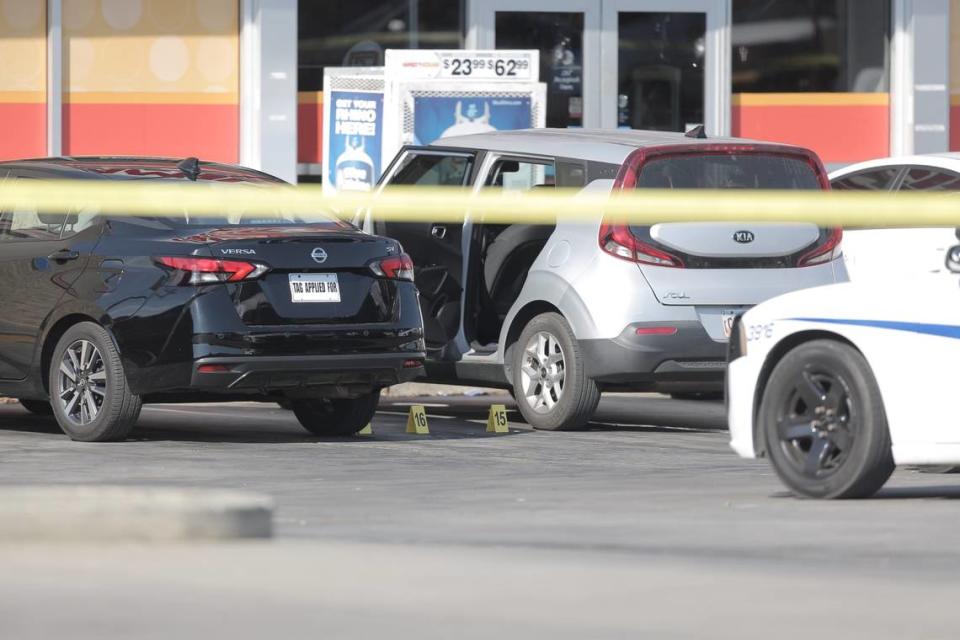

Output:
xmin=162 ymin=210 xmax=341 ymax=227
xmin=636 ymin=154 xmax=821 ymax=190
xmin=109 ymin=184 xmax=342 ymax=228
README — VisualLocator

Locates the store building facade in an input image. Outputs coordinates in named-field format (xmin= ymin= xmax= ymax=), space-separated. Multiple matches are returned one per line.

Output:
xmin=0 ymin=0 xmax=957 ymax=182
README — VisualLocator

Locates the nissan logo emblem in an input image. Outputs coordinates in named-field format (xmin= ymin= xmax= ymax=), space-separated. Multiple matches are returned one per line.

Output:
xmin=732 ymin=230 xmax=755 ymax=244
xmin=310 ymin=247 xmax=328 ymax=263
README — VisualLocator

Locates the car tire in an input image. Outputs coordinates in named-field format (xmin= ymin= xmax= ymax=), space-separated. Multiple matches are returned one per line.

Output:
xmin=49 ymin=322 xmax=142 ymax=442
xmin=18 ymin=399 xmax=53 ymax=415
xmin=292 ymin=390 xmax=380 ymax=437
xmin=511 ymin=312 xmax=600 ymax=431
xmin=759 ymin=339 xmax=894 ymax=499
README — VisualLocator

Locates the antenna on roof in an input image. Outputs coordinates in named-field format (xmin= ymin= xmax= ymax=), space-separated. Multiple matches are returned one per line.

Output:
xmin=684 ymin=125 xmax=707 ymax=139
xmin=177 ymin=157 xmax=201 ymax=181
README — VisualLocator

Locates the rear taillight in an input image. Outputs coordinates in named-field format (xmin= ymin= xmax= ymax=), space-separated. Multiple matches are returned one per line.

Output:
xmin=369 ymin=253 xmax=414 ymax=281
xmin=598 ymin=220 xmax=684 ymax=268
xmin=155 ymin=256 xmax=269 ymax=285
xmin=797 ymin=228 xmax=842 ymax=267
xmin=635 ymin=326 xmax=679 ymax=336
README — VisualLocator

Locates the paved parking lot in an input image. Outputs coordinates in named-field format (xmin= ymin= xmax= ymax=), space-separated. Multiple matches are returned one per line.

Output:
xmin=2 ymin=397 xmax=960 ymax=639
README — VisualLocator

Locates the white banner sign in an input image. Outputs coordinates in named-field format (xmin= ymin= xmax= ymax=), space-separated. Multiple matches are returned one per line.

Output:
xmin=385 ymin=50 xmax=538 ymax=82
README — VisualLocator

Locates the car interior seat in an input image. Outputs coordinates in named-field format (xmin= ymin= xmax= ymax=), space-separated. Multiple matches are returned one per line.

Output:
xmin=483 ymin=222 xmax=555 ymax=315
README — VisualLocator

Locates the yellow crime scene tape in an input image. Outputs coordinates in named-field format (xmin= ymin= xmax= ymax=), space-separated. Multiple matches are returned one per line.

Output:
xmin=0 ymin=180 xmax=958 ymax=227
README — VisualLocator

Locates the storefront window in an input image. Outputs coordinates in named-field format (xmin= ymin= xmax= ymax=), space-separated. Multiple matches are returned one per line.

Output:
xmin=495 ymin=12 xmax=584 ymax=128
xmin=732 ymin=0 xmax=890 ymax=93
xmin=298 ymin=0 xmax=464 ymax=91
xmin=617 ymin=12 xmax=705 ymax=132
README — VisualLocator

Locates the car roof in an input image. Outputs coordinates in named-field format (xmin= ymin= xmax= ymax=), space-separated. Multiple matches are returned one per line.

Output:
xmin=430 ymin=128 xmax=805 ymax=165
xmin=0 ymin=157 xmax=284 ymax=183
xmin=829 ymin=153 xmax=960 ymax=179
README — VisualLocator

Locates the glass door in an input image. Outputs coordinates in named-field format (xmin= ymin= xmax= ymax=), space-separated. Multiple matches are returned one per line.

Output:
xmin=600 ymin=0 xmax=729 ymax=135
xmin=469 ymin=0 xmax=730 ymax=135
xmin=468 ymin=0 xmax=601 ymax=128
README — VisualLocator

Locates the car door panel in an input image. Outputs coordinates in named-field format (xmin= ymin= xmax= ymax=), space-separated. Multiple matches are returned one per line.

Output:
xmin=375 ymin=148 xmax=475 ymax=351
xmin=0 ymin=212 xmax=96 ymax=380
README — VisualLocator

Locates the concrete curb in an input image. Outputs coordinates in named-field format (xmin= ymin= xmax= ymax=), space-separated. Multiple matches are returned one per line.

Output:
xmin=0 ymin=486 xmax=273 ymax=542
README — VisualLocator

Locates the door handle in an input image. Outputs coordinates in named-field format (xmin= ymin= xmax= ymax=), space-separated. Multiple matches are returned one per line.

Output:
xmin=48 ymin=249 xmax=80 ymax=262
xmin=431 ymin=225 xmax=447 ymax=240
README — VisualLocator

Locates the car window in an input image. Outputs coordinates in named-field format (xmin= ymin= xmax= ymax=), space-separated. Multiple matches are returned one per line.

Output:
xmin=389 ymin=153 xmax=473 ymax=187
xmin=0 ymin=176 xmax=103 ymax=240
xmin=830 ymin=167 xmax=900 ymax=191
xmin=0 ymin=207 xmax=65 ymax=241
xmin=556 ymin=160 xmax=587 ymax=188
xmin=636 ymin=154 xmax=820 ymax=189
xmin=484 ymin=159 xmax=556 ymax=192
xmin=897 ymin=167 xmax=960 ymax=191
xmin=60 ymin=206 xmax=102 ymax=238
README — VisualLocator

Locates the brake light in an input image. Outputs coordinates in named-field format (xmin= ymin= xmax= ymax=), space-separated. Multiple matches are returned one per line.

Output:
xmin=598 ymin=220 xmax=684 ymax=268
xmin=155 ymin=256 xmax=268 ymax=285
xmin=369 ymin=253 xmax=414 ymax=281
xmin=797 ymin=228 xmax=842 ymax=267
xmin=635 ymin=326 xmax=678 ymax=336
xmin=197 ymin=364 xmax=231 ymax=374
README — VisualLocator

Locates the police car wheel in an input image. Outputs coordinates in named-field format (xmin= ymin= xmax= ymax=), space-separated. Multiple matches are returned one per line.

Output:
xmin=760 ymin=339 xmax=894 ymax=499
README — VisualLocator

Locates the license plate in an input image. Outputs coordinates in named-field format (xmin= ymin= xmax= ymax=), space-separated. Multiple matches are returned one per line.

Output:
xmin=721 ymin=310 xmax=739 ymax=338
xmin=289 ymin=273 xmax=340 ymax=303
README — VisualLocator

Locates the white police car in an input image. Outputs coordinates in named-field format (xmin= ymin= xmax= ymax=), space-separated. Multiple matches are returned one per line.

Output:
xmin=728 ymin=248 xmax=960 ymax=498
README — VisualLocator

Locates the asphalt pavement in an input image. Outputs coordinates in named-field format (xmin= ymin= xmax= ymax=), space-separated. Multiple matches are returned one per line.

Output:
xmin=1 ymin=396 xmax=959 ymax=639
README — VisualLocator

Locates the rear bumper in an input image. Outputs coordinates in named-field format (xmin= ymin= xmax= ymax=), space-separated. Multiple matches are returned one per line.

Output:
xmin=580 ymin=321 xmax=726 ymax=391
xmin=189 ymin=353 xmax=425 ymax=394
xmin=112 ymin=281 xmax=426 ymax=396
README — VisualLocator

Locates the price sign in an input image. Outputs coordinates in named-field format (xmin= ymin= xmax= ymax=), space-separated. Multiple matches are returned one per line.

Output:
xmin=437 ymin=52 xmax=535 ymax=80
xmin=385 ymin=50 xmax=539 ymax=82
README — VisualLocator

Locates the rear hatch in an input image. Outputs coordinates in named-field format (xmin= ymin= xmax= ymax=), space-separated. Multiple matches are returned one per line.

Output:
xmin=609 ymin=146 xmax=840 ymax=308
xmin=190 ymin=225 xmax=407 ymax=325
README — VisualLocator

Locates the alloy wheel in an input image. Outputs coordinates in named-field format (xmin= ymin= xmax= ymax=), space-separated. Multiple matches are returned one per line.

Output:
xmin=57 ymin=339 xmax=107 ymax=426
xmin=519 ymin=331 xmax=565 ymax=414
xmin=776 ymin=369 xmax=856 ymax=478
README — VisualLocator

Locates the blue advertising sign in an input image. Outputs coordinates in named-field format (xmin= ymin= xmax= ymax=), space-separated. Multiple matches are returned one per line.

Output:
xmin=413 ymin=96 xmax=532 ymax=145
xmin=327 ymin=91 xmax=383 ymax=191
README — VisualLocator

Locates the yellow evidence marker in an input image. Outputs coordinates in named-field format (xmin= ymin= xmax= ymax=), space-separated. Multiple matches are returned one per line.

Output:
xmin=486 ymin=404 xmax=509 ymax=433
xmin=405 ymin=405 xmax=430 ymax=435
xmin=358 ymin=423 xmax=373 ymax=436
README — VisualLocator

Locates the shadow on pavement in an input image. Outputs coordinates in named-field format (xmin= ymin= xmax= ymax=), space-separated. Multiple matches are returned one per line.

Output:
xmin=0 ymin=403 xmax=531 ymax=445
xmin=873 ymin=485 xmax=960 ymax=500
xmin=0 ymin=394 xmax=725 ymax=443
xmin=123 ymin=423 xmax=532 ymax=445
xmin=769 ymin=483 xmax=960 ymax=500
xmin=381 ymin=393 xmax=727 ymax=432
xmin=586 ymin=422 xmax=716 ymax=434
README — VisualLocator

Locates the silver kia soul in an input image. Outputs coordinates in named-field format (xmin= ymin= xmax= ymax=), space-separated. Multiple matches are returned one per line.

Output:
xmin=373 ymin=128 xmax=846 ymax=431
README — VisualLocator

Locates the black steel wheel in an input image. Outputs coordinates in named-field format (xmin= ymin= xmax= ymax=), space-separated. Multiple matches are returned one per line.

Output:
xmin=760 ymin=339 xmax=894 ymax=499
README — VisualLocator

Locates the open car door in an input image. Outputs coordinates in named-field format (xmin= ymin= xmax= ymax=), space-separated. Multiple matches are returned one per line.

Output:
xmin=372 ymin=147 xmax=477 ymax=353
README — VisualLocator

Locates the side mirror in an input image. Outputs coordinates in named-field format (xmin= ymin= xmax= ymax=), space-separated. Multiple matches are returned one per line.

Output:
xmin=946 ymin=245 xmax=960 ymax=273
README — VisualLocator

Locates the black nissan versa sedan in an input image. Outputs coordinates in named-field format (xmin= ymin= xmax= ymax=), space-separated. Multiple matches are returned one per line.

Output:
xmin=0 ymin=157 xmax=425 ymax=441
